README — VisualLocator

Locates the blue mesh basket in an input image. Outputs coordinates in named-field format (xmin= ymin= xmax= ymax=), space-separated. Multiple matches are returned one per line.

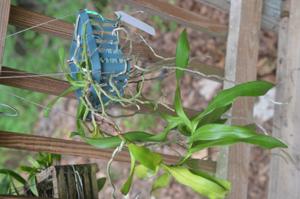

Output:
xmin=68 ymin=9 xmax=130 ymax=109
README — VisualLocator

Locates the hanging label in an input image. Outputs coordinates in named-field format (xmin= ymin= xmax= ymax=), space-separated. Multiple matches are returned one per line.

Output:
xmin=115 ymin=11 xmax=156 ymax=36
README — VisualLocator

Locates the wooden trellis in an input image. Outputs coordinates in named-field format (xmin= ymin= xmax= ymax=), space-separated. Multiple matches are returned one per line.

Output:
xmin=0 ymin=0 xmax=299 ymax=198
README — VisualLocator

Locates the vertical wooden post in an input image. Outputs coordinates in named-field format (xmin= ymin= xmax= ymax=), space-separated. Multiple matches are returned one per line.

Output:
xmin=268 ymin=0 xmax=300 ymax=198
xmin=36 ymin=164 xmax=99 ymax=199
xmin=216 ymin=0 xmax=262 ymax=198
xmin=0 ymin=0 xmax=11 ymax=71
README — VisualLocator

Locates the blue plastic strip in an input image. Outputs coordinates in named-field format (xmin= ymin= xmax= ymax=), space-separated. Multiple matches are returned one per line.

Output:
xmin=69 ymin=9 xmax=130 ymax=110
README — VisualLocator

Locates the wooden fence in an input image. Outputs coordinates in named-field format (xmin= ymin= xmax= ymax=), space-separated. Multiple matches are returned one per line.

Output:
xmin=0 ymin=0 xmax=299 ymax=198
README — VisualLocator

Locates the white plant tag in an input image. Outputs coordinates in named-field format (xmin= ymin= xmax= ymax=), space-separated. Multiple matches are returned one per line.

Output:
xmin=115 ymin=11 xmax=156 ymax=36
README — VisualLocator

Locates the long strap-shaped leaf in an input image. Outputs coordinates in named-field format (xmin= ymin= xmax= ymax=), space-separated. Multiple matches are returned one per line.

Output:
xmin=189 ymin=124 xmax=287 ymax=153
xmin=72 ymin=122 xmax=178 ymax=149
xmin=162 ymin=165 xmax=229 ymax=199
xmin=0 ymin=169 xmax=27 ymax=185
xmin=192 ymin=81 xmax=273 ymax=126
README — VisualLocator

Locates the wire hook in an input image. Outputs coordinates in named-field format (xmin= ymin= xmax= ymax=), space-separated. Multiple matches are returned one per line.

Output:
xmin=0 ymin=103 xmax=19 ymax=117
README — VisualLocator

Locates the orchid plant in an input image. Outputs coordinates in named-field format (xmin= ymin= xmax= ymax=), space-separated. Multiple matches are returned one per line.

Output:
xmin=47 ymin=29 xmax=287 ymax=199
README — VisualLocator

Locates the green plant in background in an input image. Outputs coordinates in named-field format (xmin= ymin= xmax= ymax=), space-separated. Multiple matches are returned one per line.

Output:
xmin=0 ymin=0 xmax=111 ymax=171
xmin=52 ymin=28 xmax=287 ymax=198
xmin=1 ymin=0 xmax=107 ymax=133
xmin=0 ymin=153 xmax=61 ymax=196
xmin=0 ymin=151 xmax=107 ymax=197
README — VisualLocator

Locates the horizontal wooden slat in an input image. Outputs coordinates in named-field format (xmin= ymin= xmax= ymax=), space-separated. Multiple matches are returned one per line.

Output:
xmin=121 ymin=0 xmax=227 ymax=34
xmin=0 ymin=131 xmax=216 ymax=173
xmin=9 ymin=5 xmax=73 ymax=39
xmin=8 ymin=5 xmax=224 ymax=78
xmin=0 ymin=66 xmax=198 ymax=116
xmin=0 ymin=66 xmax=75 ymax=97
xmin=195 ymin=0 xmax=281 ymax=31
xmin=7 ymin=5 xmax=157 ymax=62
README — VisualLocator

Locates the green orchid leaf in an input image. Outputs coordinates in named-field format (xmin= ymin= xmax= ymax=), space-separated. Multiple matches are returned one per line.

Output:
xmin=51 ymin=154 xmax=61 ymax=163
xmin=44 ymin=86 xmax=79 ymax=117
xmin=121 ymin=151 xmax=136 ymax=195
xmin=97 ymin=177 xmax=106 ymax=192
xmin=74 ymin=131 xmax=154 ymax=149
xmin=0 ymin=176 xmax=10 ymax=194
xmin=10 ymin=175 xmax=19 ymax=195
xmin=150 ymin=120 xmax=180 ymax=141
xmin=192 ymin=81 xmax=274 ymax=124
xmin=20 ymin=166 xmax=38 ymax=174
xmin=135 ymin=164 xmax=154 ymax=180
xmin=189 ymin=124 xmax=287 ymax=153
xmin=36 ymin=154 xmax=48 ymax=168
xmin=75 ymin=101 xmax=87 ymax=136
xmin=0 ymin=169 xmax=27 ymax=185
xmin=128 ymin=144 xmax=162 ymax=171
xmin=162 ymin=113 xmax=182 ymax=127
xmin=174 ymin=86 xmax=192 ymax=131
xmin=58 ymin=47 xmax=70 ymax=74
xmin=190 ymin=169 xmax=230 ymax=191
xmin=177 ymin=124 xmax=191 ymax=136
xmin=176 ymin=29 xmax=190 ymax=80
xmin=192 ymin=105 xmax=231 ymax=128
xmin=161 ymin=114 xmax=185 ymax=136
xmin=28 ymin=156 xmax=40 ymax=168
xmin=151 ymin=172 xmax=171 ymax=192
xmin=190 ymin=124 xmax=254 ymax=142
xmin=58 ymin=47 xmax=66 ymax=68
xmin=66 ymin=74 xmax=85 ymax=87
xmin=28 ymin=174 xmax=38 ymax=196
xmin=73 ymin=129 xmax=175 ymax=149
xmin=162 ymin=165 xmax=229 ymax=199
xmin=241 ymin=134 xmax=288 ymax=148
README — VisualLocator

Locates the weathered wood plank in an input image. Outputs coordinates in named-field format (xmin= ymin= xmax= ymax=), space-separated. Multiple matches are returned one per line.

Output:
xmin=0 ymin=66 xmax=74 ymax=97
xmin=0 ymin=0 xmax=11 ymax=71
xmin=8 ymin=5 xmax=73 ymax=39
xmin=262 ymin=0 xmax=282 ymax=31
xmin=195 ymin=0 xmax=230 ymax=11
xmin=8 ymin=5 xmax=160 ymax=61
xmin=268 ymin=0 xmax=300 ymax=198
xmin=0 ymin=130 xmax=216 ymax=173
xmin=37 ymin=164 xmax=98 ymax=199
xmin=120 ymin=0 xmax=227 ymax=35
xmin=216 ymin=1 xmax=262 ymax=199
xmin=8 ymin=5 xmax=224 ymax=78
xmin=195 ymin=0 xmax=281 ymax=31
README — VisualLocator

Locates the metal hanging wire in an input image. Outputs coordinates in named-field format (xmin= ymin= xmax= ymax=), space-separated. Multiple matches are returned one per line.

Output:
xmin=0 ymin=103 xmax=19 ymax=117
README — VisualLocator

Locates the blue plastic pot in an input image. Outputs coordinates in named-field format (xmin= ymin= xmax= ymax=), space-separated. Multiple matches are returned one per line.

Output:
xmin=68 ymin=9 xmax=130 ymax=109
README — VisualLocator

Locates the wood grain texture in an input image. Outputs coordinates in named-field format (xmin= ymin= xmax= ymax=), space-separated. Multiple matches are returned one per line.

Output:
xmin=9 ymin=5 xmax=73 ymax=39
xmin=0 ymin=66 xmax=75 ymax=98
xmin=195 ymin=0 xmax=281 ymax=31
xmin=8 ymin=5 xmax=224 ymax=78
xmin=8 ymin=5 xmax=158 ymax=61
xmin=216 ymin=1 xmax=262 ymax=199
xmin=37 ymin=164 xmax=98 ymax=199
xmin=268 ymin=0 xmax=300 ymax=198
xmin=0 ymin=0 xmax=11 ymax=71
xmin=121 ymin=0 xmax=227 ymax=35
xmin=195 ymin=0 xmax=230 ymax=11
xmin=0 ymin=131 xmax=216 ymax=173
